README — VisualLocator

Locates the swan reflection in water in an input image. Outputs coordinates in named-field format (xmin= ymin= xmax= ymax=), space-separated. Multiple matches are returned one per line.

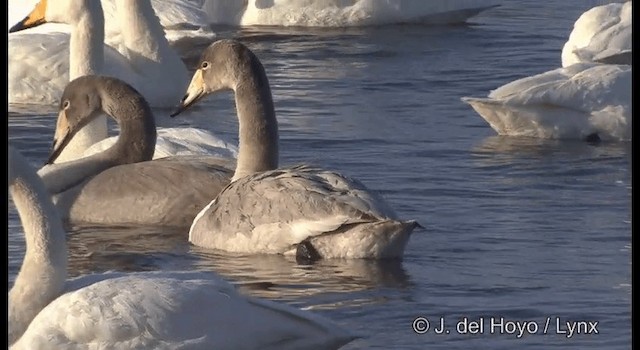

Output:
xmin=61 ymin=224 xmax=413 ymax=303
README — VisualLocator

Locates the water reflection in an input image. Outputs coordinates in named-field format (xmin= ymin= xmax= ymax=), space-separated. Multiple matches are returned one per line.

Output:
xmin=471 ymin=135 xmax=632 ymax=167
xmin=61 ymin=225 xmax=412 ymax=305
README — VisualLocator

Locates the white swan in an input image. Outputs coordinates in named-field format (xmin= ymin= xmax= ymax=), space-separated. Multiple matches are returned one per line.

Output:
xmin=461 ymin=2 xmax=632 ymax=141
xmin=9 ymin=0 xmax=189 ymax=107
xmin=561 ymin=1 xmax=631 ymax=67
xmin=8 ymin=145 xmax=355 ymax=349
xmin=461 ymin=63 xmax=631 ymax=141
xmin=9 ymin=0 xmax=233 ymax=164
xmin=200 ymin=0 xmax=500 ymax=27
xmin=8 ymin=0 xmax=216 ymax=43
xmin=171 ymin=40 xmax=420 ymax=260
xmin=38 ymin=75 xmax=236 ymax=228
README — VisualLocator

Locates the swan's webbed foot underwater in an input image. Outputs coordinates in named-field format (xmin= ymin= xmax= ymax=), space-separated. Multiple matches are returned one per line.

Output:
xmin=295 ymin=239 xmax=322 ymax=265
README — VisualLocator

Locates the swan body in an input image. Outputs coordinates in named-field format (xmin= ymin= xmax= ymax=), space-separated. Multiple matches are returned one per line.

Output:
xmin=8 ymin=146 xmax=355 ymax=349
xmin=201 ymin=0 xmax=500 ymax=27
xmin=190 ymin=165 xmax=419 ymax=259
xmin=462 ymin=63 xmax=631 ymax=141
xmin=172 ymin=39 xmax=420 ymax=260
xmin=561 ymin=1 xmax=631 ymax=67
xmin=39 ymin=75 xmax=234 ymax=228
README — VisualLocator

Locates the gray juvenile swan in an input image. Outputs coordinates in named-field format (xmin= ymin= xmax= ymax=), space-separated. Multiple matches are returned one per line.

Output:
xmin=171 ymin=39 xmax=421 ymax=260
xmin=39 ymin=75 xmax=235 ymax=228
xmin=8 ymin=145 xmax=355 ymax=349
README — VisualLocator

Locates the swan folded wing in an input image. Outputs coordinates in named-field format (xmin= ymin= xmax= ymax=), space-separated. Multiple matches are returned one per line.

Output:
xmin=561 ymin=1 xmax=630 ymax=67
xmin=189 ymin=165 xmax=399 ymax=253
xmin=8 ymin=32 xmax=146 ymax=106
xmin=489 ymin=64 xmax=631 ymax=113
xmin=55 ymin=157 xmax=233 ymax=227
xmin=13 ymin=271 xmax=353 ymax=350
xmin=83 ymin=128 xmax=239 ymax=160
xmin=9 ymin=33 xmax=71 ymax=105
xmin=462 ymin=63 xmax=631 ymax=140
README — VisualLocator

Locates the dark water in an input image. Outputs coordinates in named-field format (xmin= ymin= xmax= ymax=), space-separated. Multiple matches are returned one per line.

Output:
xmin=8 ymin=1 xmax=631 ymax=348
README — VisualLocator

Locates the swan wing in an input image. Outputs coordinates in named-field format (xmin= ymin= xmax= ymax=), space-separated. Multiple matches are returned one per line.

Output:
xmin=12 ymin=271 xmax=354 ymax=350
xmin=83 ymin=127 xmax=239 ymax=160
xmin=53 ymin=156 xmax=234 ymax=227
xmin=9 ymin=32 xmax=142 ymax=107
xmin=189 ymin=165 xmax=399 ymax=253
xmin=462 ymin=63 xmax=631 ymax=140
xmin=561 ymin=1 xmax=631 ymax=67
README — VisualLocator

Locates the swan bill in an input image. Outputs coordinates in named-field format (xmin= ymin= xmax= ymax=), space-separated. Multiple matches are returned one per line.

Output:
xmin=46 ymin=110 xmax=73 ymax=165
xmin=170 ymin=69 xmax=206 ymax=117
xmin=9 ymin=0 xmax=48 ymax=33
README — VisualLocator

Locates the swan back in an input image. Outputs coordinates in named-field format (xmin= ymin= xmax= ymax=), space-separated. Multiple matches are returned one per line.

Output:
xmin=561 ymin=1 xmax=631 ymax=67
xmin=8 ymin=146 xmax=67 ymax=345
xmin=189 ymin=165 xmax=419 ymax=259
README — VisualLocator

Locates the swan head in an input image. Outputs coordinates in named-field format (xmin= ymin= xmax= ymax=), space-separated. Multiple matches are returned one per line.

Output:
xmin=171 ymin=39 xmax=260 ymax=117
xmin=47 ymin=76 xmax=105 ymax=164
xmin=9 ymin=0 xmax=100 ymax=32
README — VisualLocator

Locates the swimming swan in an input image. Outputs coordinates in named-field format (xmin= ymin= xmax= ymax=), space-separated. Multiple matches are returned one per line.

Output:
xmin=9 ymin=0 xmax=232 ymax=164
xmin=38 ymin=75 xmax=235 ymax=228
xmin=200 ymin=0 xmax=499 ymax=27
xmin=171 ymin=39 xmax=421 ymax=260
xmin=461 ymin=3 xmax=631 ymax=141
xmin=561 ymin=1 xmax=631 ymax=67
xmin=461 ymin=63 xmax=631 ymax=141
xmin=8 ymin=145 xmax=355 ymax=349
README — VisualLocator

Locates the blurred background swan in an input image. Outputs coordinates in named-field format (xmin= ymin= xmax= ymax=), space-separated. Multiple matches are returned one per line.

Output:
xmin=9 ymin=0 xmax=189 ymax=107
xmin=8 ymin=0 xmax=216 ymax=43
xmin=200 ymin=0 xmax=501 ymax=26
xmin=11 ymin=0 xmax=502 ymax=30
xmin=8 ymin=145 xmax=354 ymax=350
xmin=9 ymin=0 xmax=236 ymax=163
xmin=462 ymin=1 xmax=631 ymax=141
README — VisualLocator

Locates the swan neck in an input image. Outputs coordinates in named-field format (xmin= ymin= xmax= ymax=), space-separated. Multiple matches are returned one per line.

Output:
xmin=233 ymin=71 xmax=279 ymax=181
xmin=68 ymin=3 xmax=104 ymax=79
xmin=116 ymin=0 xmax=172 ymax=61
xmin=42 ymin=88 xmax=156 ymax=195
xmin=9 ymin=155 xmax=67 ymax=345
xmin=56 ymin=2 xmax=108 ymax=163
xmin=104 ymin=91 xmax=157 ymax=164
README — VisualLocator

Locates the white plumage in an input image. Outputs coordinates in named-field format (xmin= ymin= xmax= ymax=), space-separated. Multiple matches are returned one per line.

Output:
xmin=9 ymin=145 xmax=355 ymax=349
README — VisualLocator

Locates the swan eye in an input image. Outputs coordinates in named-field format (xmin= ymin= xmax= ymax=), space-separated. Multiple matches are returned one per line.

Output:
xmin=62 ymin=100 xmax=70 ymax=110
xmin=201 ymin=61 xmax=210 ymax=70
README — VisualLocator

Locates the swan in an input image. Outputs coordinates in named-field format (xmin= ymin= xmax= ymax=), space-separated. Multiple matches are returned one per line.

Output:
xmin=461 ymin=63 xmax=631 ymax=141
xmin=200 ymin=0 xmax=500 ymax=27
xmin=561 ymin=1 xmax=631 ymax=67
xmin=461 ymin=2 xmax=632 ymax=141
xmin=38 ymin=75 xmax=236 ymax=228
xmin=8 ymin=145 xmax=355 ymax=349
xmin=171 ymin=39 xmax=421 ymax=260
xmin=8 ymin=0 xmax=216 ymax=43
xmin=9 ymin=0 xmax=233 ymax=164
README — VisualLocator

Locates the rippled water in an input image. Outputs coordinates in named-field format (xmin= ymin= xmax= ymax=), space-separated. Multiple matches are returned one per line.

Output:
xmin=8 ymin=1 xmax=631 ymax=348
